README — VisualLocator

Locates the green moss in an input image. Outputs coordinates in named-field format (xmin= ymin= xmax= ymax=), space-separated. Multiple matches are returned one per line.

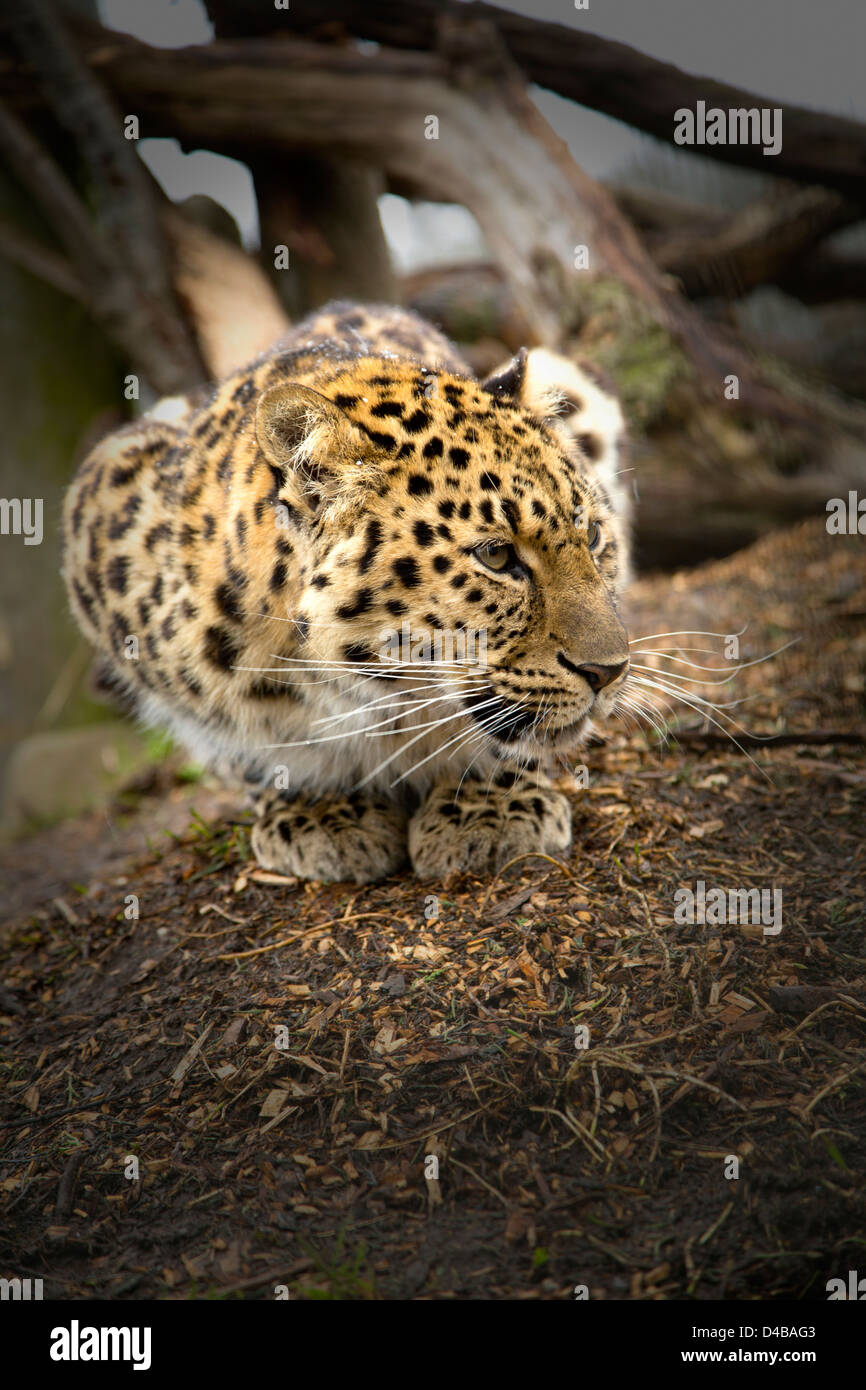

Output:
xmin=568 ymin=277 xmax=690 ymax=429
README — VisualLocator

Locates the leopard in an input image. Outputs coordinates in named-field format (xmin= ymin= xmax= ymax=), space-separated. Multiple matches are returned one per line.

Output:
xmin=62 ymin=300 xmax=632 ymax=883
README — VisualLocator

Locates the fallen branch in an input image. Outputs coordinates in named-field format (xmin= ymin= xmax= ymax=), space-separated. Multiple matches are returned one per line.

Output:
xmin=2 ymin=0 xmax=204 ymax=392
xmin=53 ymin=1148 xmax=85 ymax=1223
xmin=651 ymin=184 xmax=857 ymax=299
xmin=769 ymin=985 xmax=863 ymax=1015
xmin=205 ymin=0 xmax=866 ymax=199
xmin=669 ymin=728 xmax=866 ymax=749
xmin=30 ymin=19 xmax=857 ymax=439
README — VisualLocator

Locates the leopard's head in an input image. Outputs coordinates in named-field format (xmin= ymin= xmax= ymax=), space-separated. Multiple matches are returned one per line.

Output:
xmin=255 ymin=348 xmax=630 ymax=763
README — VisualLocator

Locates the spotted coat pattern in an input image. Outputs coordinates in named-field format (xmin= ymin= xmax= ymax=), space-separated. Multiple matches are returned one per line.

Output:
xmin=63 ymin=302 xmax=632 ymax=882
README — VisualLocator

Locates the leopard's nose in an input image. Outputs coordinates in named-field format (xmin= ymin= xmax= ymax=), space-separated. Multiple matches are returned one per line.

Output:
xmin=577 ymin=660 xmax=628 ymax=693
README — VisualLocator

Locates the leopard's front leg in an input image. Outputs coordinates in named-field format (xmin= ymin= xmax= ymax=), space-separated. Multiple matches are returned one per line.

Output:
xmin=251 ymin=789 xmax=409 ymax=883
xmin=408 ymin=771 xmax=572 ymax=880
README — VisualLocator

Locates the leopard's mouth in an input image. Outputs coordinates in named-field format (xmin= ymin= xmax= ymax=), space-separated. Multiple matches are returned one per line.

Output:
xmin=462 ymin=689 xmax=536 ymax=743
xmin=463 ymin=689 xmax=591 ymax=748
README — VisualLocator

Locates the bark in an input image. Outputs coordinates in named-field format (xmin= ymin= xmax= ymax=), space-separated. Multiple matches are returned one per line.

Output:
xmin=249 ymin=152 xmax=397 ymax=319
xmin=203 ymin=3 xmax=397 ymax=317
xmin=609 ymin=184 xmax=729 ymax=238
xmin=205 ymin=0 xmax=866 ymax=199
xmin=12 ymin=17 xmax=859 ymax=437
xmin=607 ymin=184 xmax=866 ymax=306
xmin=0 ymin=0 xmax=204 ymax=393
xmin=4 ymin=25 xmax=663 ymax=343
xmin=633 ymin=435 xmax=866 ymax=570
xmin=629 ymin=184 xmax=859 ymax=301
xmin=779 ymin=252 xmax=866 ymax=305
xmin=2 ymin=9 xmax=864 ymax=565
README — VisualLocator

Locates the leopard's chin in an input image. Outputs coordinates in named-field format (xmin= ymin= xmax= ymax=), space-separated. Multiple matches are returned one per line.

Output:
xmin=513 ymin=712 xmax=593 ymax=759
xmin=544 ymin=713 xmax=592 ymax=750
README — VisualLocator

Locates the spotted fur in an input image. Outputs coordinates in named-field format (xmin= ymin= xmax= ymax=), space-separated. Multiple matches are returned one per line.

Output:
xmin=63 ymin=301 xmax=632 ymax=882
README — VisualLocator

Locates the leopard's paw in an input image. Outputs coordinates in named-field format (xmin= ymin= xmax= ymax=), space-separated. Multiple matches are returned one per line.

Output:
xmin=251 ymin=792 xmax=408 ymax=884
xmin=408 ymin=779 xmax=572 ymax=880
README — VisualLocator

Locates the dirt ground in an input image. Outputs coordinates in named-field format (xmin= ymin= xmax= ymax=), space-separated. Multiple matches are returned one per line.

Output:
xmin=1 ymin=517 xmax=864 ymax=1300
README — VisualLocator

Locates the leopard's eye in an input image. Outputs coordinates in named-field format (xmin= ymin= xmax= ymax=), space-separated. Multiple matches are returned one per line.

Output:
xmin=475 ymin=541 xmax=515 ymax=573
xmin=587 ymin=520 xmax=602 ymax=551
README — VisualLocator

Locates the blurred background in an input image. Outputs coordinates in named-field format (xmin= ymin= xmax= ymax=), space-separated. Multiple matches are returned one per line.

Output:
xmin=1 ymin=0 xmax=865 ymax=836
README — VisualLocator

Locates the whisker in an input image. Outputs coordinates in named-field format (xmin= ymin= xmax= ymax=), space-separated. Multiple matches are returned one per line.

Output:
xmin=628 ymin=636 xmax=800 ymax=679
xmin=455 ymin=739 xmax=494 ymax=799
xmin=310 ymin=679 xmax=479 ymax=728
xmin=629 ymin=625 xmax=748 ymax=646
xmin=358 ymin=697 xmax=502 ymax=787
xmin=265 ymin=657 xmax=479 ymax=673
xmin=627 ymin=645 xmax=733 ymax=662
xmin=630 ymin=664 xmax=754 ymax=700
xmin=616 ymin=690 xmax=670 ymax=744
xmin=630 ymin=672 xmax=757 ymax=712
xmin=259 ymin=687 xmax=487 ymax=750
xmin=620 ymin=697 xmax=668 ymax=744
xmin=393 ymin=696 xmax=533 ymax=787
xmin=627 ymin=673 xmax=774 ymax=782
xmin=365 ymin=690 xmax=489 ymax=739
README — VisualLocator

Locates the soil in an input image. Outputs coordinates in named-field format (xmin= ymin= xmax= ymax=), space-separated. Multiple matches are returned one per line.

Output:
xmin=1 ymin=517 xmax=864 ymax=1301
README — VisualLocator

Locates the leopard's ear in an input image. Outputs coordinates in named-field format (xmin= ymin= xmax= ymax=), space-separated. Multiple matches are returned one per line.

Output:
xmin=484 ymin=347 xmax=585 ymax=422
xmin=255 ymin=383 xmax=372 ymax=504
xmin=482 ymin=347 xmax=528 ymax=403
xmin=483 ymin=346 xmax=576 ymax=421
xmin=485 ymin=348 xmax=627 ymax=474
